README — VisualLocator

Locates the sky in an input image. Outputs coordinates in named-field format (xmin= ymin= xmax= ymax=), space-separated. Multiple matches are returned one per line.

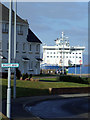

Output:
xmin=2 ymin=2 xmax=88 ymax=55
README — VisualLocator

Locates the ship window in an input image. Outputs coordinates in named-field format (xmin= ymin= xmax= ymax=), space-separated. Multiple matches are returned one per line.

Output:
xmin=73 ymin=53 xmax=74 ymax=54
xmin=76 ymin=53 xmax=78 ymax=54
xmin=47 ymin=56 xmax=49 ymax=58
xmin=76 ymin=56 xmax=78 ymax=58
xmin=57 ymin=56 xmax=58 ymax=58
xmin=73 ymin=56 xmax=74 ymax=58
xmin=50 ymin=52 xmax=52 ymax=54
xmin=54 ymin=56 xmax=55 ymax=58
xmin=66 ymin=56 xmax=68 ymax=58
xmin=47 ymin=52 xmax=49 ymax=54
xmin=60 ymin=56 xmax=61 ymax=58
xmin=70 ymin=56 xmax=71 ymax=58
xmin=79 ymin=57 xmax=81 ymax=58
xmin=50 ymin=56 xmax=52 ymax=58
xmin=79 ymin=53 xmax=81 ymax=54
xmin=54 ymin=52 xmax=55 ymax=54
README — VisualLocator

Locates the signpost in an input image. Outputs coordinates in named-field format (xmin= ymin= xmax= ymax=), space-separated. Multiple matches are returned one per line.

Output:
xmin=79 ymin=60 xmax=82 ymax=77
xmin=1 ymin=62 xmax=19 ymax=119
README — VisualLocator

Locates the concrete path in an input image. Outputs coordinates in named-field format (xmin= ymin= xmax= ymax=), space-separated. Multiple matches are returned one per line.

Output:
xmin=2 ymin=94 xmax=89 ymax=120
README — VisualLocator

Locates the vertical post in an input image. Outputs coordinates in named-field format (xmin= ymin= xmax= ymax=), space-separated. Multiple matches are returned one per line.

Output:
xmin=62 ymin=32 xmax=64 ymax=74
xmin=75 ymin=48 xmax=76 ymax=75
xmin=13 ymin=0 xmax=17 ymax=99
xmin=80 ymin=65 xmax=82 ymax=77
xmin=7 ymin=0 xmax=12 ymax=118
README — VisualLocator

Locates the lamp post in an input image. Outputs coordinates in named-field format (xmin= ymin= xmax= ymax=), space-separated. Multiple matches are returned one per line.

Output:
xmin=7 ymin=0 xmax=12 ymax=118
xmin=62 ymin=32 xmax=64 ymax=74
xmin=13 ymin=0 xmax=17 ymax=99
xmin=75 ymin=47 xmax=76 ymax=75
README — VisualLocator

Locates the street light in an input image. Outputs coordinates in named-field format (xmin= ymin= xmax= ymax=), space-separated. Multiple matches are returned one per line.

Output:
xmin=7 ymin=0 xmax=12 ymax=118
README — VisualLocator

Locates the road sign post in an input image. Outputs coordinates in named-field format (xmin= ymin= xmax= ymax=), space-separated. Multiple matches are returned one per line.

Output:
xmin=14 ymin=0 xmax=17 ymax=99
xmin=79 ymin=60 xmax=82 ymax=77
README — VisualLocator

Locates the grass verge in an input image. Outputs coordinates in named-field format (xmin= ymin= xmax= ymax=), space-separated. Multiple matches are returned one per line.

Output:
xmin=1 ymin=77 xmax=89 ymax=99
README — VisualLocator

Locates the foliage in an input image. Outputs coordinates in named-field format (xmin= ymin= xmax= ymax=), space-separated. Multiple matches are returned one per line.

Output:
xmin=57 ymin=75 xmax=90 ymax=84
xmin=16 ymin=68 xmax=21 ymax=79
xmin=22 ymin=73 xmax=28 ymax=80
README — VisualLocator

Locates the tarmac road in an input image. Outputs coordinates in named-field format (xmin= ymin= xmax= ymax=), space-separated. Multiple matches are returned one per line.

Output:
xmin=2 ymin=94 xmax=89 ymax=120
xmin=25 ymin=96 xmax=90 ymax=119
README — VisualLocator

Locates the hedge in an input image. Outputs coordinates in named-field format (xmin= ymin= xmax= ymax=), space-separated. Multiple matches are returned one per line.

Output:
xmin=57 ymin=75 xmax=90 ymax=84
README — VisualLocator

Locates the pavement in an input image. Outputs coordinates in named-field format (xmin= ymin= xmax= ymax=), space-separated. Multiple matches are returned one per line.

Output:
xmin=2 ymin=93 xmax=90 ymax=120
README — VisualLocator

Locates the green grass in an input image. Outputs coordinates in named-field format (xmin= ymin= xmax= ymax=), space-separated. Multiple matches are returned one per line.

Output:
xmin=1 ymin=77 xmax=89 ymax=99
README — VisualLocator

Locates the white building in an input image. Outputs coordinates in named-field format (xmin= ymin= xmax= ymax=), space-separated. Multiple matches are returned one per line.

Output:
xmin=42 ymin=32 xmax=85 ymax=67
xmin=0 ymin=3 xmax=42 ymax=75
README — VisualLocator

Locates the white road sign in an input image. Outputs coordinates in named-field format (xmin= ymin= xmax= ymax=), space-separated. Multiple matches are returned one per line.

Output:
xmin=1 ymin=63 xmax=19 ymax=68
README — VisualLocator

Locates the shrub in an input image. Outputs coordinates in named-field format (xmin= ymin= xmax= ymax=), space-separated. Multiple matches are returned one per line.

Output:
xmin=16 ymin=68 xmax=21 ymax=79
xmin=22 ymin=73 xmax=28 ymax=80
xmin=57 ymin=75 xmax=89 ymax=84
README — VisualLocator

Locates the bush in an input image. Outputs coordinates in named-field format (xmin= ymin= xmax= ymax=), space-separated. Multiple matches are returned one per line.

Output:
xmin=16 ymin=68 xmax=21 ymax=79
xmin=22 ymin=73 xmax=28 ymax=80
xmin=57 ymin=75 xmax=89 ymax=84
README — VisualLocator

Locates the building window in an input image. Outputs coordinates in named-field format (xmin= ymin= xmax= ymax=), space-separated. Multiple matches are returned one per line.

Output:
xmin=16 ymin=42 xmax=18 ymax=51
xmin=7 ymin=42 xmax=9 ymax=49
xmin=76 ymin=56 xmax=78 ymax=58
xmin=76 ymin=53 xmax=78 ymax=54
xmin=29 ymin=60 xmax=33 ymax=69
xmin=18 ymin=25 xmax=23 ymax=35
xmin=23 ymin=43 xmax=25 ymax=51
xmin=29 ymin=44 xmax=31 ymax=51
xmin=54 ymin=56 xmax=55 ymax=58
xmin=0 ymin=42 xmax=1 ymax=50
xmin=2 ymin=23 xmax=8 ymax=33
xmin=54 ymin=52 xmax=55 ymax=54
xmin=47 ymin=56 xmax=49 ymax=58
xmin=36 ymin=44 xmax=39 ymax=51
xmin=47 ymin=52 xmax=49 ymax=54
xmin=79 ymin=53 xmax=81 ymax=54
xmin=29 ymin=60 xmax=31 ymax=69
xmin=50 ymin=52 xmax=52 ymax=54
xmin=50 ymin=56 xmax=52 ymax=58
xmin=31 ymin=61 xmax=33 ymax=69
xmin=79 ymin=57 xmax=81 ymax=58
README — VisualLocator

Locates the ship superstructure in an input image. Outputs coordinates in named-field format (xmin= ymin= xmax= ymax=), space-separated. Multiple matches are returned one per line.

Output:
xmin=42 ymin=32 xmax=85 ymax=67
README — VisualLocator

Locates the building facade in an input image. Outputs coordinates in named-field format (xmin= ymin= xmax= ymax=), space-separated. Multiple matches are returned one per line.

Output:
xmin=0 ymin=3 xmax=42 ymax=75
xmin=42 ymin=32 xmax=85 ymax=67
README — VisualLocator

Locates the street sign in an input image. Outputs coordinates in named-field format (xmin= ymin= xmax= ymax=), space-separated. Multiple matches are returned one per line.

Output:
xmin=79 ymin=60 xmax=82 ymax=65
xmin=1 ymin=63 xmax=19 ymax=68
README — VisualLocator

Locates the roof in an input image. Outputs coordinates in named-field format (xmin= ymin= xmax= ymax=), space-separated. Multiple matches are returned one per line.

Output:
xmin=0 ymin=3 xmax=28 ymax=24
xmin=27 ymin=28 xmax=42 ymax=44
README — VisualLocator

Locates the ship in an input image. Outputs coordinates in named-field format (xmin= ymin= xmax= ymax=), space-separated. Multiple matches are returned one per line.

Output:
xmin=41 ymin=32 xmax=85 ymax=69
